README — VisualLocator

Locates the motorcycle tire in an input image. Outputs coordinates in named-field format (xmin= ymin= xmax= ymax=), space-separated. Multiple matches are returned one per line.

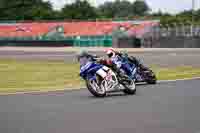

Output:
xmin=123 ymin=81 xmax=136 ymax=95
xmin=114 ymin=70 xmax=136 ymax=95
xmin=86 ymin=80 xmax=106 ymax=97
xmin=120 ymin=75 xmax=136 ymax=95
xmin=146 ymin=71 xmax=157 ymax=84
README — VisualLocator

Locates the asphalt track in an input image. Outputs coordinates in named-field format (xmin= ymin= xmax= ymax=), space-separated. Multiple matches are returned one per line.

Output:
xmin=1 ymin=48 xmax=200 ymax=67
xmin=1 ymin=48 xmax=200 ymax=133
xmin=0 ymin=79 xmax=200 ymax=133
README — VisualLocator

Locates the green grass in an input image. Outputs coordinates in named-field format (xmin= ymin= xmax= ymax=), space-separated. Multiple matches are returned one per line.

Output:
xmin=0 ymin=59 xmax=84 ymax=94
xmin=0 ymin=59 xmax=200 ymax=94
xmin=152 ymin=66 xmax=200 ymax=80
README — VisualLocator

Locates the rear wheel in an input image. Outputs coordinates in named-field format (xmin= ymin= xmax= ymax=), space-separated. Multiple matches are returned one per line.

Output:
xmin=146 ymin=75 xmax=157 ymax=84
xmin=118 ymin=74 xmax=136 ymax=95
xmin=123 ymin=80 xmax=136 ymax=95
xmin=146 ymin=71 xmax=157 ymax=84
xmin=111 ymin=69 xmax=136 ymax=95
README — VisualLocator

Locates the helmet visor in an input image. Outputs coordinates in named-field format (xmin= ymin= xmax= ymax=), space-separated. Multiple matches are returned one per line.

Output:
xmin=108 ymin=53 xmax=113 ymax=58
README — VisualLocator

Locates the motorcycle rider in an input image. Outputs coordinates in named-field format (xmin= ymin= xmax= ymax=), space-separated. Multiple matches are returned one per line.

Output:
xmin=105 ymin=48 xmax=137 ymax=79
xmin=77 ymin=50 xmax=107 ymax=81
xmin=106 ymin=48 xmax=149 ymax=71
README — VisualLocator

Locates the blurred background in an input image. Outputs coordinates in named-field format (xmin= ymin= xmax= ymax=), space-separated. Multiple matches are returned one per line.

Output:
xmin=0 ymin=0 xmax=200 ymax=48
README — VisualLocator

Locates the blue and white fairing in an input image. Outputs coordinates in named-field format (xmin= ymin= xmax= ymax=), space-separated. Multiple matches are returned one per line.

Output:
xmin=79 ymin=56 xmax=103 ymax=81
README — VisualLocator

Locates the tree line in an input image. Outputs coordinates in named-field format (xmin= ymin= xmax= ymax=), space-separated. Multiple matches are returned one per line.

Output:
xmin=152 ymin=10 xmax=200 ymax=26
xmin=0 ymin=0 xmax=200 ymax=25
xmin=0 ymin=0 xmax=150 ymax=20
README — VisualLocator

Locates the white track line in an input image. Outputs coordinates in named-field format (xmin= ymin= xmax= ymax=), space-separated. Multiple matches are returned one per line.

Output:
xmin=158 ymin=77 xmax=200 ymax=83
xmin=0 ymin=77 xmax=200 ymax=96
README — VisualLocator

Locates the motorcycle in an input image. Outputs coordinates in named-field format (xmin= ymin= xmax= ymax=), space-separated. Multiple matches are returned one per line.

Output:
xmin=94 ymin=53 xmax=157 ymax=85
xmin=79 ymin=56 xmax=136 ymax=97
xmin=126 ymin=56 xmax=157 ymax=84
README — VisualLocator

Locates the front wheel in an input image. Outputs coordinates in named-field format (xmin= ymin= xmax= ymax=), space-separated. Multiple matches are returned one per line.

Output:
xmin=86 ymin=80 xmax=106 ymax=97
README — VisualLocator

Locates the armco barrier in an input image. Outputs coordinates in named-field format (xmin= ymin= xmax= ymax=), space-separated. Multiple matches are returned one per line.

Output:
xmin=0 ymin=35 xmax=112 ymax=47
xmin=0 ymin=40 xmax=74 ymax=47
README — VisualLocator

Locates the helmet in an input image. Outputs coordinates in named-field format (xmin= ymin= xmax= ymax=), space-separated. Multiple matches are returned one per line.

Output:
xmin=121 ymin=50 xmax=128 ymax=57
xmin=106 ymin=48 xmax=116 ymax=58
xmin=76 ymin=50 xmax=89 ymax=61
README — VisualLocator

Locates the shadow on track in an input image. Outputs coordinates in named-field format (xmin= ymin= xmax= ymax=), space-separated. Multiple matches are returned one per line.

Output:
xmin=86 ymin=92 xmax=139 ymax=100
xmin=82 ymin=83 xmax=152 ymax=99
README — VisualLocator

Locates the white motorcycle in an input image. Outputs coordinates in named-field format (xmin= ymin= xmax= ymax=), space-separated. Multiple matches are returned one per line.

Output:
xmin=83 ymin=63 xmax=136 ymax=97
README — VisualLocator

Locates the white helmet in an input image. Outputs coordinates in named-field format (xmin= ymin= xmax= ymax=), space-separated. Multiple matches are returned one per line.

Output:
xmin=106 ymin=48 xmax=116 ymax=58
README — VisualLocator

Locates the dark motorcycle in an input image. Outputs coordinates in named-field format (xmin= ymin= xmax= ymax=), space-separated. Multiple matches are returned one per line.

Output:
xmin=92 ymin=54 xmax=157 ymax=85
xmin=127 ymin=56 xmax=157 ymax=84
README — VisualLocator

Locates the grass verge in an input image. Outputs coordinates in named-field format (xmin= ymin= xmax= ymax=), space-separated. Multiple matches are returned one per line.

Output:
xmin=0 ymin=59 xmax=200 ymax=94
